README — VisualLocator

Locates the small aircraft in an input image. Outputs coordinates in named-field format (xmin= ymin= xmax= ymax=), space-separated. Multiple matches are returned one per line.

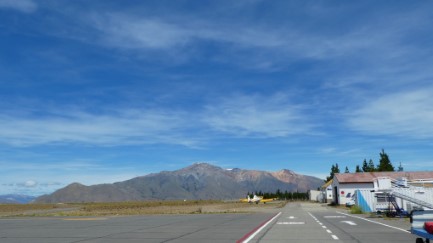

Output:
xmin=239 ymin=194 xmax=277 ymax=204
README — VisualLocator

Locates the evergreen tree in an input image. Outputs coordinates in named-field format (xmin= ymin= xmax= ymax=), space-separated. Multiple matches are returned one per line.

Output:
xmin=276 ymin=189 xmax=282 ymax=198
xmin=345 ymin=166 xmax=350 ymax=173
xmin=355 ymin=165 xmax=362 ymax=172
xmin=398 ymin=162 xmax=404 ymax=172
xmin=326 ymin=163 xmax=340 ymax=182
xmin=368 ymin=159 xmax=376 ymax=172
xmin=362 ymin=159 xmax=369 ymax=172
xmin=377 ymin=149 xmax=394 ymax=171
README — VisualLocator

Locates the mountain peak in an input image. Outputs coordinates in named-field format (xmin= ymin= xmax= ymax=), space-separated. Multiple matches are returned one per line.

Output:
xmin=68 ymin=182 xmax=85 ymax=187
xmin=278 ymin=169 xmax=295 ymax=174
xmin=191 ymin=162 xmax=220 ymax=168
xmin=180 ymin=163 xmax=222 ymax=172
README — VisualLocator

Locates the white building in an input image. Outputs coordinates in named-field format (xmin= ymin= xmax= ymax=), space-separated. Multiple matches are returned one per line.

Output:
xmin=308 ymin=190 xmax=321 ymax=202
xmin=320 ymin=179 xmax=333 ymax=203
xmin=332 ymin=171 xmax=433 ymax=212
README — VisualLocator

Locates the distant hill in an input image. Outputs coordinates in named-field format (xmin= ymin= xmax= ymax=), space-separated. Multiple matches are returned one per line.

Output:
xmin=35 ymin=163 xmax=323 ymax=203
xmin=0 ymin=194 xmax=36 ymax=204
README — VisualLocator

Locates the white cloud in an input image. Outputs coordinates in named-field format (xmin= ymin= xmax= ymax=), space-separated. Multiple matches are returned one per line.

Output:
xmin=0 ymin=93 xmax=316 ymax=147
xmin=24 ymin=180 xmax=37 ymax=187
xmin=318 ymin=147 xmax=337 ymax=154
xmin=347 ymin=88 xmax=433 ymax=139
xmin=202 ymin=93 xmax=312 ymax=137
xmin=0 ymin=159 xmax=145 ymax=195
xmin=0 ymin=180 xmax=64 ymax=196
xmin=90 ymin=14 xmax=192 ymax=49
xmin=0 ymin=0 xmax=37 ymax=13
xmin=40 ymin=2 xmax=430 ymax=74
xmin=0 ymin=108 xmax=197 ymax=147
xmin=90 ymin=9 xmax=412 ymax=56
xmin=88 ymin=13 xmax=287 ymax=51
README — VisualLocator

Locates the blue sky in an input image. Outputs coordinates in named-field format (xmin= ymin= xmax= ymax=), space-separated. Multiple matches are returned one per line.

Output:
xmin=1 ymin=0 xmax=433 ymax=196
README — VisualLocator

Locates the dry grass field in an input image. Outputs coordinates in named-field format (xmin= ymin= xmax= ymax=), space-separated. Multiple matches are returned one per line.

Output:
xmin=0 ymin=200 xmax=287 ymax=217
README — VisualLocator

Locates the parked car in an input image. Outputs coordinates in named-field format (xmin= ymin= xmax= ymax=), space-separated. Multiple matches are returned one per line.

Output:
xmin=345 ymin=192 xmax=355 ymax=207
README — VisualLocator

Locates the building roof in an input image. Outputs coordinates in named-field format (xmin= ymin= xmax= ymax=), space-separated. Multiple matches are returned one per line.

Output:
xmin=334 ymin=171 xmax=433 ymax=184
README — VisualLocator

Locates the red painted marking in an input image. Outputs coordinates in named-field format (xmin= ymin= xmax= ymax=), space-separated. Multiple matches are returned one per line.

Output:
xmin=236 ymin=213 xmax=280 ymax=243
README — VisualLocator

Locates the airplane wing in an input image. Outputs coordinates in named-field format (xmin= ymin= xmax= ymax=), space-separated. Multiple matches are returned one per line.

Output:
xmin=260 ymin=198 xmax=275 ymax=203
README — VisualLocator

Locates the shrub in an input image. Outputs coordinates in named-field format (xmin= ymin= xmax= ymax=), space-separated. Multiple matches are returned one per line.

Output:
xmin=350 ymin=205 xmax=363 ymax=214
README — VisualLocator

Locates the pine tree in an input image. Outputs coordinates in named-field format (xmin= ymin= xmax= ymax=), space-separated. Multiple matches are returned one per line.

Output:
xmin=362 ymin=159 xmax=369 ymax=172
xmin=355 ymin=165 xmax=361 ymax=172
xmin=345 ymin=166 xmax=350 ymax=173
xmin=368 ymin=159 xmax=376 ymax=172
xmin=398 ymin=162 xmax=404 ymax=172
xmin=377 ymin=149 xmax=394 ymax=171
xmin=326 ymin=163 xmax=340 ymax=182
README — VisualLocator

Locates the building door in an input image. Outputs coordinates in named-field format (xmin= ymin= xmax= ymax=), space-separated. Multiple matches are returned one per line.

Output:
xmin=334 ymin=186 xmax=339 ymax=205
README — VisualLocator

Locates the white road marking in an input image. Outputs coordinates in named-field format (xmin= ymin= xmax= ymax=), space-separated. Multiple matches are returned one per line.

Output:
xmin=341 ymin=221 xmax=357 ymax=226
xmin=62 ymin=218 xmax=107 ymax=221
xmin=337 ymin=212 xmax=409 ymax=233
xmin=324 ymin=215 xmax=346 ymax=219
xmin=241 ymin=212 xmax=282 ymax=243
xmin=288 ymin=216 xmax=296 ymax=219
xmin=277 ymin=222 xmax=305 ymax=225
xmin=308 ymin=212 xmax=339 ymax=241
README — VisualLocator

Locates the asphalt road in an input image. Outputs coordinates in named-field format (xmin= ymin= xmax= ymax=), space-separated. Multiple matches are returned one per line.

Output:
xmin=0 ymin=213 xmax=276 ymax=243
xmin=253 ymin=203 xmax=420 ymax=243
xmin=0 ymin=203 xmax=425 ymax=242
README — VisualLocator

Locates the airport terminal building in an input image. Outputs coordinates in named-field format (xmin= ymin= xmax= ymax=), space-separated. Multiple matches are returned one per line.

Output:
xmin=331 ymin=172 xmax=433 ymax=212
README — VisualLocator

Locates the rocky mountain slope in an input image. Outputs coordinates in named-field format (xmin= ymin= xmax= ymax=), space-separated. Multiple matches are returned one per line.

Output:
xmin=35 ymin=163 xmax=323 ymax=203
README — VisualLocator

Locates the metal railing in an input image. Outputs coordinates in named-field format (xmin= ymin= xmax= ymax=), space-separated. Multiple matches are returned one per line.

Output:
xmin=389 ymin=179 xmax=433 ymax=209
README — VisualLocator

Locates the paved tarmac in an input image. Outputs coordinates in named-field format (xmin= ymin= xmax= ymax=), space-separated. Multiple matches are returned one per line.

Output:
xmin=252 ymin=203 xmax=420 ymax=243
xmin=0 ymin=203 xmax=425 ymax=242
xmin=0 ymin=213 xmax=276 ymax=243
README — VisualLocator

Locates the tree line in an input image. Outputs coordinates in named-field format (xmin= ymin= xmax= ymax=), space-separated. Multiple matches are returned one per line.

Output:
xmin=247 ymin=189 xmax=308 ymax=200
xmin=325 ymin=149 xmax=403 ymax=182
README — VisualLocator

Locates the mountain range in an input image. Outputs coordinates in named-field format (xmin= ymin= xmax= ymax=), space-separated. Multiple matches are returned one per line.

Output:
xmin=0 ymin=194 xmax=36 ymax=204
xmin=35 ymin=163 xmax=323 ymax=203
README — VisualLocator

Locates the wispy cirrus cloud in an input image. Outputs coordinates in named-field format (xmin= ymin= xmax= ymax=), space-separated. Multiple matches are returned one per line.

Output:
xmin=80 ymin=4 xmax=432 ymax=74
xmin=27 ymin=1 xmax=429 ymax=75
xmin=0 ymin=92 xmax=314 ymax=147
xmin=89 ymin=13 xmax=359 ymax=60
xmin=90 ymin=15 xmax=192 ymax=50
xmin=202 ymin=93 xmax=313 ymax=138
xmin=346 ymin=88 xmax=433 ymax=139
xmin=0 ymin=0 xmax=37 ymax=13
xmin=0 ymin=108 xmax=197 ymax=147
xmin=88 ymin=13 xmax=288 ymax=51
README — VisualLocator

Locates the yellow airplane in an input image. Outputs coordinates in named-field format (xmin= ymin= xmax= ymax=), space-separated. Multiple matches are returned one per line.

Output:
xmin=240 ymin=195 xmax=277 ymax=204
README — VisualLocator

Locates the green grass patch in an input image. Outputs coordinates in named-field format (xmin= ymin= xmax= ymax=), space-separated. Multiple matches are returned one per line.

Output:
xmin=349 ymin=205 xmax=363 ymax=214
